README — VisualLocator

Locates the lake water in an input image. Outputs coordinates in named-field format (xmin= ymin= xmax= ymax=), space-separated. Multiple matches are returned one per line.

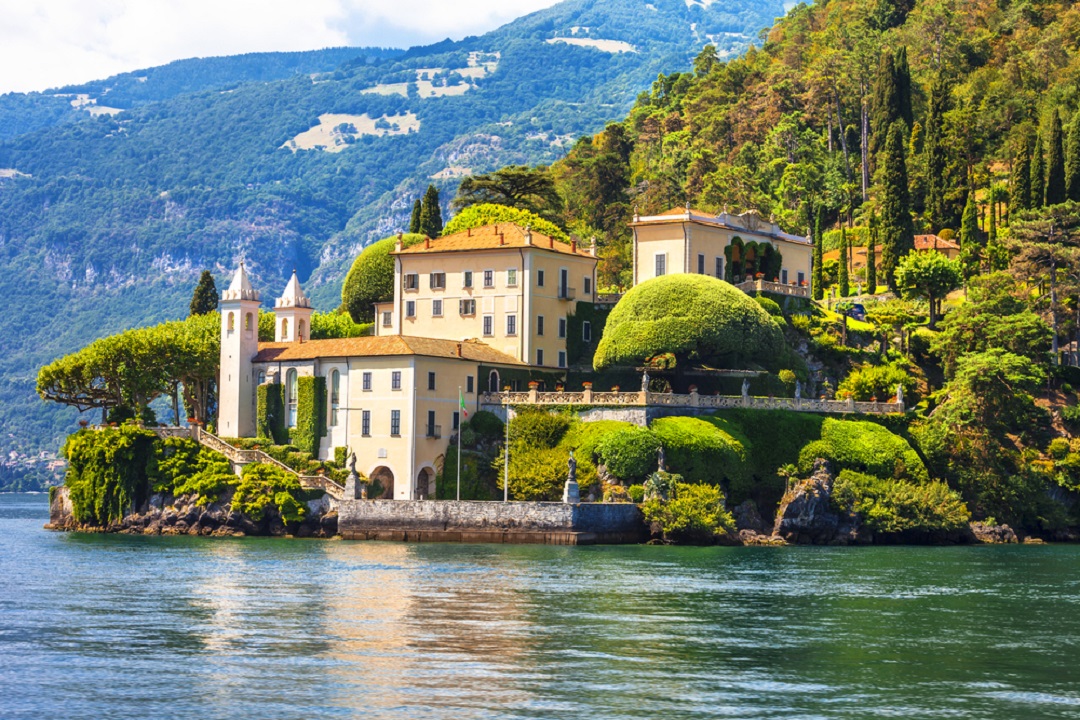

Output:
xmin=3 ymin=493 xmax=1080 ymax=719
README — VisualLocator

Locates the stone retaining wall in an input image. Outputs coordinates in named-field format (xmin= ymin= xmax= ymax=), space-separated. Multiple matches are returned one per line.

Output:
xmin=338 ymin=500 xmax=645 ymax=545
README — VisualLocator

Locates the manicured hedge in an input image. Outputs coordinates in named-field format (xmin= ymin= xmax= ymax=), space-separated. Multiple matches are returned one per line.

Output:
xmin=257 ymin=383 xmax=286 ymax=444
xmin=649 ymin=416 xmax=750 ymax=486
xmin=289 ymin=375 xmax=326 ymax=457
xmin=341 ymin=233 xmax=425 ymax=323
xmin=798 ymin=418 xmax=928 ymax=483
xmin=594 ymin=425 xmax=662 ymax=483
xmin=594 ymin=274 xmax=785 ymax=371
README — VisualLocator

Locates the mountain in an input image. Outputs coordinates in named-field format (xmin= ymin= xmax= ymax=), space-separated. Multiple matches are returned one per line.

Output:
xmin=0 ymin=0 xmax=790 ymax=459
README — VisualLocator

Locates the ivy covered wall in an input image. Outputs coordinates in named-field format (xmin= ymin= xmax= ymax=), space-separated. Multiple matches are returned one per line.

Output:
xmin=257 ymin=383 xmax=286 ymax=444
xmin=567 ymin=300 xmax=611 ymax=367
xmin=290 ymin=375 xmax=327 ymax=456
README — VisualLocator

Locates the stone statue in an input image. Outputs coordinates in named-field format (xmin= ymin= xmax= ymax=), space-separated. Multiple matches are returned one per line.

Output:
xmin=795 ymin=380 xmax=802 ymax=400
xmin=741 ymin=378 xmax=750 ymax=398
xmin=657 ymin=445 xmax=666 ymax=472
xmin=347 ymin=450 xmax=357 ymax=476
xmin=563 ymin=449 xmax=580 ymax=504
xmin=345 ymin=449 xmax=364 ymax=500
xmin=642 ymin=370 xmax=650 ymax=393
xmin=896 ymin=383 xmax=904 ymax=406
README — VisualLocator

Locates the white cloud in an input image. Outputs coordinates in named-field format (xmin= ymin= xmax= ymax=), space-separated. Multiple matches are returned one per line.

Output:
xmin=0 ymin=0 xmax=559 ymax=94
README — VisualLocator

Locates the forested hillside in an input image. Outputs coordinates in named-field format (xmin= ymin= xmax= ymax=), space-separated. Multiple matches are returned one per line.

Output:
xmin=0 ymin=0 xmax=788 ymax=460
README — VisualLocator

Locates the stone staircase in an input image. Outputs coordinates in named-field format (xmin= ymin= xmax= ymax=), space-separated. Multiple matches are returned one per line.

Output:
xmin=156 ymin=427 xmax=345 ymax=501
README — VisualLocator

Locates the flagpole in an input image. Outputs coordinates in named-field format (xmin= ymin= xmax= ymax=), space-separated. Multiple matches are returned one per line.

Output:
xmin=456 ymin=385 xmax=462 ymax=502
xmin=503 ymin=396 xmax=509 ymax=502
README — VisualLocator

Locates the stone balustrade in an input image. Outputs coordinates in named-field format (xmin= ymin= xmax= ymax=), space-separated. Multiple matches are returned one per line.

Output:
xmin=735 ymin=278 xmax=811 ymax=298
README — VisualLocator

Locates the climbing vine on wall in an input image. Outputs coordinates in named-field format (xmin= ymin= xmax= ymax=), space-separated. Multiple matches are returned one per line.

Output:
xmin=257 ymin=383 xmax=286 ymax=443
xmin=290 ymin=375 xmax=326 ymax=456
xmin=62 ymin=425 xmax=158 ymax=524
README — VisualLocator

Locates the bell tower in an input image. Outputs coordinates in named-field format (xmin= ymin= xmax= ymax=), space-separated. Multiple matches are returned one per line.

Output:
xmin=274 ymin=270 xmax=313 ymax=342
xmin=218 ymin=263 xmax=260 ymax=437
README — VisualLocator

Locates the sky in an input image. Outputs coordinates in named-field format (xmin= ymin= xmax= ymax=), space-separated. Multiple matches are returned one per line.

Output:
xmin=0 ymin=0 xmax=561 ymax=94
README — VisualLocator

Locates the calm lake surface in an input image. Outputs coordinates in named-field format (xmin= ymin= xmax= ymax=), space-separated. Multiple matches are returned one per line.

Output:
xmin=3 ymin=494 xmax=1080 ymax=719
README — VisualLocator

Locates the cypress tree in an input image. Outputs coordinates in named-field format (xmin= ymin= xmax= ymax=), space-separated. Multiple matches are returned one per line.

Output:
xmin=867 ymin=212 xmax=878 ymax=294
xmin=1031 ymin=131 xmax=1046 ymax=208
xmin=1047 ymin=110 xmax=1067 ymax=206
xmin=894 ymin=46 xmax=913 ymax=130
xmin=418 ymin=184 xmax=443 ymax=237
xmin=812 ymin=207 xmax=825 ymax=301
xmin=870 ymin=50 xmax=899 ymax=160
xmin=1066 ymin=113 xmax=1080 ymax=202
xmin=924 ymin=73 xmax=949 ymax=231
xmin=959 ymin=190 xmax=980 ymax=249
xmin=1010 ymin=135 xmax=1033 ymax=220
xmin=409 ymin=198 xmax=422 ymax=234
xmin=880 ymin=121 xmax=915 ymax=292
xmin=838 ymin=223 xmax=850 ymax=297
xmin=189 ymin=270 xmax=218 ymax=316
xmin=987 ymin=187 xmax=997 ymax=244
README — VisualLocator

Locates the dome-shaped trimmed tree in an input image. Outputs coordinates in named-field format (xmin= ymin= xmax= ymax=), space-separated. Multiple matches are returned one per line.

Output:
xmin=593 ymin=275 xmax=785 ymax=371
xmin=341 ymin=233 xmax=426 ymax=323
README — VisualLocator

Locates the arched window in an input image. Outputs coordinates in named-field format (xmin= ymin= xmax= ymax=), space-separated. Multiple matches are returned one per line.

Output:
xmin=227 ymin=312 xmax=235 ymax=332
xmin=244 ymin=312 xmax=253 ymax=333
xmin=286 ymin=369 xmax=298 ymax=428
xmin=488 ymin=370 xmax=500 ymax=393
xmin=298 ymin=318 xmax=306 ymax=342
xmin=281 ymin=318 xmax=289 ymax=340
xmin=329 ymin=370 xmax=340 ymax=427
xmin=257 ymin=371 xmax=266 ymax=385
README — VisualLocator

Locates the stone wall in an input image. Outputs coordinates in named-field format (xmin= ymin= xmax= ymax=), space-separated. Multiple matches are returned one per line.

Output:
xmin=338 ymin=499 xmax=645 ymax=545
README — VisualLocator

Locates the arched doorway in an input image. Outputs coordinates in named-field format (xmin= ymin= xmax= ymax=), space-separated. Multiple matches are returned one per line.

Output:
xmin=370 ymin=466 xmax=395 ymax=499
xmin=488 ymin=369 xmax=500 ymax=393
xmin=415 ymin=467 xmax=434 ymax=500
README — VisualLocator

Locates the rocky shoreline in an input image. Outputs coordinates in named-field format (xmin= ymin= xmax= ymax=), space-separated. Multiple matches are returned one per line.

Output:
xmin=47 ymin=486 xmax=338 ymax=538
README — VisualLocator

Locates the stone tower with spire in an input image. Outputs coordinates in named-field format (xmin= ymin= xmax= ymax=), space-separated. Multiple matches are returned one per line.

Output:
xmin=218 ymin=263 xmax=260 ymax=438
xmin=274 ymin=270 xmax=313 ymax=342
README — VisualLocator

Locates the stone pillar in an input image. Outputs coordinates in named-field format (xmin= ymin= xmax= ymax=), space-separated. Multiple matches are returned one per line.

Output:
xmin=583 ymin=383 xmax=593 ymax=404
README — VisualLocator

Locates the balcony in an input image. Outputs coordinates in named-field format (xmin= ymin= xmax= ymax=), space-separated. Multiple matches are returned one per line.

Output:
xmin=558 ymin=286 xmax=576 ymax=301
xmin=426 ymin=424 xmax=442 ymax=439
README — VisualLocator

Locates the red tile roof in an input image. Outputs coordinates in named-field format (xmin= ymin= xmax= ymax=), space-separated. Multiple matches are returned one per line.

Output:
xmin=394 ymin=223 xmax=594 ymax=257
xmin=914 ymin=234 xmax=960 ymax=251
xmin=253 ymin=335 xmax=524 ymax=365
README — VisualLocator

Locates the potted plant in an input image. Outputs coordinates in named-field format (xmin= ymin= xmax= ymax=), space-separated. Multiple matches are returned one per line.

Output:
xmin=78 ymin=419 xmax=89 ymax=428
xmin=582 ymin=381 xmax=593 ymax=389
xmin=555 ymin=383 xmax=565 ymax=392
xmin=528 ymin=380 xmax=540 ymax=390
xmin=611 ymin=385 xmax=620 ymax=392
xmin=688 ymin=384 xmax=698 ymax=393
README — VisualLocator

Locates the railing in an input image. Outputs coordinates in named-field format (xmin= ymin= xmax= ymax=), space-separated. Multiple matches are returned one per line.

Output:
xmin=594 ymin=293 xmax=623 ymax=306
xmin=151 ymin=427 xmax=193 ymax=440
xmin=735 ymin=279 xmax=811 ymax=298
xmin=558 ymin=286 xmax=576 ymax=300
xmin=480 ymin=389 xmax=902 ymax=415
xmin=426 ymin=424 xmax=442 ymax=439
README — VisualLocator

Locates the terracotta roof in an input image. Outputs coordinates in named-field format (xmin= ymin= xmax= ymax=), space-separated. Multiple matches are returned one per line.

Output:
xmin=394 ymin=223 xmax=594 ymax=257
xmin=632 ymin=207 xmax=810 ymax=245
xmin=914 ymin=234 xmax=960 ymax=251
xmin=253 ymin=335 xmax=525 ymax=365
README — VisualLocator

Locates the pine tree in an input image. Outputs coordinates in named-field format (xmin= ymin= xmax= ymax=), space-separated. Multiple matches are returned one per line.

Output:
xmin=812 ymin=206 xmax=824 ymax=301
xmin=838 ymin=223 xmax=850 ymax=297
xmin=418 ymin=184 xmax=443 ymax=237
xmin=924 ymin=73 xmax=949 ymax=231
xmin=867 ymin=212 xmax=878 ymax=294
xmin=1066 ymin=113 xmax=1080 ymax=202
xmin=1010 ymin=135 xmax=1033 ymax=220
xmin=894 ymin=46 xmax=913 ymax=130
xmin=870 ymin=50 xmax=899 ymax=160
xmin=189 ymin=270 xmax=218 ymax=316
xmin=409 ymin=198 xmax=422 ymax=233
xmin=1046 ymin=110 xmax=1066 ymax=206
xmin=880 ymin=121 xmax=915 ymax=292
xmin=1031 ymin=131 xmax=1046 ymax=208
xmin=959 ymin=189 xmax=980 ymax=249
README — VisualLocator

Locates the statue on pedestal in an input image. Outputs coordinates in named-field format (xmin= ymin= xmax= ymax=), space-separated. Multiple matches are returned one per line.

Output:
xmin=795 ymin=380 xmax=802 ymax=400
xmin=657 ymin=445 xmax=666 ymax=472
xmin=896 ymin=383 xmax=904 ymax=407
xmin=741 ymin=378 xmax=750 ymax=399
xmin=562 ymin=450 xmax=580 ymax=504
xmin=642 ymin=370 xmax=650 ymax=393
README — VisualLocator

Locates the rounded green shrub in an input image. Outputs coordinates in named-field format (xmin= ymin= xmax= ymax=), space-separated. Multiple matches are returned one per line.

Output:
xmin=509 ymin=408 xmax=571 ymax=447
xmin=755 ymin=295 xmax=783 ymax=317
xmin=467 ymin=410 xmax=504 ymax=442
xmin=797 ymin=418 xmax=928 ymax=483
xmin=594 ymin=426 xmax=662 ymax=483
xmin=341 ymin=233 xmax=425 ymax=323
xmin=649 ymin=416 xmax=749 ymax=485
xmin=627 ymin=484 xmax=645 ymax=503
xmin=442 ymin=203 xmax=569 ymax=242
xmin=594 ymin=275 xmax=785 ymax=371
xmin=641 ymin=482 xmax=736 ymax=544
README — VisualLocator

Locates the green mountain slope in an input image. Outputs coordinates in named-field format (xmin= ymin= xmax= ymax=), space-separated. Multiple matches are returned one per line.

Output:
xmin=0 ymin=0 xmax=789 ymax=458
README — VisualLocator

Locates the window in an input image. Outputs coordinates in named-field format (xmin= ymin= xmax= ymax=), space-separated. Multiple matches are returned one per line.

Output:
xmin=227 ymin=312 xmax=235 ymax=332
xmin=281 ymin=318 xmax=288 ymax=338
xmin=583 ymin=277 xmax=592 ymax=295
xmin=483 ymin=315 xmax=494 ymax=336
xmin=382 ymin=311 xmax=392 ymax=327
xmin=655 ymin=253 xmax=666 ymax=277
xmin=537 ymin=315 xmax=544 ymax=336
xmin=507 ymin=268 xmax=518 ymax=286
xmin=483 ymin=270 xmax=494 ymax=288
xmin=453 ymin=411 xmax=460 ymax=430
xmin=558 ymin=318 xmax=567 ymax=338
xmin=432 ymin=299 xmax=443 ymax=317
xmin=390 ymin=410 xmax=400 ymax=436
xmin=558 ymin=351 xmax=566 ymax=368
xmin=429 ymin=272 xmax=446 ymax=289
xmin=463 ymin=270 xmax=473 ymax=288
xmin=488 ymin=370 xmax=500 ymax=392
xmin=798 ymin=271 xmax=806 ymax=285
xmin=698 ymin=253 xmax=705 ymax=274
xmin=537 ymin=269 xmax=545 ymax=287
xmin=559 ymin=268 xmax=569 ymax=298
xmin=286 ymin=369 xmax=298 ymax=428
xmin=405 ymin=300 xmax=416 ymax=319
xmin=428 ymin=371 xmax=436 ymax=391
xmin=506 ymin=314 xmax=517 ymax=336
xmin=466 ymin=375 xmax=474 ymax=394
xmin=404 ymin=273 xmax=419 ymax=290
xmin=427 ymin=410 xmax=437 ymax=437
xmin=391 ymin=371 xmax=401 ymax=390
xmin=536 ymin=348 xmax=544 ymax=365
xmin=582 ymin=321 xmax=592 ymax=343
xmin=460 ymin=298 xmax=476 ymax=315
xmin=329 ymin=370 xmax=340 ymax=427
xmin=258 ymin=371 xmax=266 ymax=385
xmin=782 ymin=269 xmax=789 ymax=284
xmin=244 ymin=312 xmax=253 ymax=332
xmin=362 ymin=371 xmax=372 ymax=391
xmin=361 ymin=410 xmax=370 ymax=437
xmin=715 ymin=257 xmax=723 ymax=279
xmin=298 ymin=319 xmax=306 ymax=342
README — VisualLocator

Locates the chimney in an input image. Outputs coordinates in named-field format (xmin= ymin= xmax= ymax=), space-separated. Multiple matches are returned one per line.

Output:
xmin=425 ymin=237 xmax=431 ymax=249
xmin=456 ymin=342 xmax=463 ymax=357
xmin=467 ymin=227 xmax=472 ymax=237
xmin=524 ymin=224 xmax=533 ymax=246
xmin=499 ymin=233 xmax=505 ymax=246
xmin=571 ymin=238 xmax=577 ymax=253
xmin=589 ymin=236 xmax=597 ymax=257
xmin=395 ymin=232 xmax=403 ymax=252
xmin=549 ymin=236 xmax=554 ymax=248
xmin=494 ymin=224 xmax=498 ymax=234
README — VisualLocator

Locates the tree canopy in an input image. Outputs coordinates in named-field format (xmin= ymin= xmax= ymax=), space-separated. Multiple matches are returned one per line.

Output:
xmin=441 ymin=203 xmax=570 ymax=242
xmin=593 ymin=275 xmax=784 ymax=371
xmin=452 ymin=165 xmax=564 ymax=223
xmin=189 ymin=270 xmax=218 ymax=316
xmin=894 ymin=251 xmax=962 ymax=329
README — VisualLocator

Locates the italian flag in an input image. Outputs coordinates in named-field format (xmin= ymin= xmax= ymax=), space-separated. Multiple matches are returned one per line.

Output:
xmin=459 ymin=388 xmax=468 ymax=418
